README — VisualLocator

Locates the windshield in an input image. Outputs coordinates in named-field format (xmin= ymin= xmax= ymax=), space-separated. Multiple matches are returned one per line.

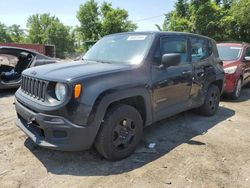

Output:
xmin=83 ymin=34 xmax=153 ymax=65
xmin=217 ymin=46 xmax=242 ymax=61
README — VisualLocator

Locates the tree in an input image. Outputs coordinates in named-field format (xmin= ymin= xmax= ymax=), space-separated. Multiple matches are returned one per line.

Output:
xmin=229 ymin=0 xmax=250 ymax=42
xmin=77 ymin=0 xmax=137 ymax=47
xmin=159 ymin=0 xmax=191 ymax=32
xmin=189 ymin=0 xmax=225 ymax=40
xmin=26 ymin=14 xmax=74 ymax=58
xmin=8 ymin=24 xmax=26 ymax=43
xmin=215 ymin=0 xmax=233 ymax=9
xmin=163 ymin=11 xmax=191 ymax=32
xmin=159 ymin=0 xmax=231 ymax=41
xmin=175 ymin=0 xmax=189 ymax=17
xmin=0 ymin=22 xmax=11 ymax=42
xmin=100 ymin=2 xmax=137 ymax=36
xmin=76 ymin=0 xmax=101 ymax=41
xmin=155 ymin=24 xmax=163 ymax=31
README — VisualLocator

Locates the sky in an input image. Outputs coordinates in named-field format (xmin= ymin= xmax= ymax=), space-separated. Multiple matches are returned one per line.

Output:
xmin=0 ymin=0 xmax=176 ymax=31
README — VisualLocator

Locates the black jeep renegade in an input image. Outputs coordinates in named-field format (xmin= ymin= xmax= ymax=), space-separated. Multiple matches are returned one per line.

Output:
xmin=15 ymin=32 xmax=224 ymax=161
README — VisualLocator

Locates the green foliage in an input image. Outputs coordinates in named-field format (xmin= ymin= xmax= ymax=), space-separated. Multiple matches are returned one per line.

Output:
xmin=215 ymin=0 xmax=233 ymax=9
xmin=162 ymin=0 xmax=191 ymax=32
xmin=0 ymin=22 xmax=11 ymax=42
xmin=26 ymin=14 xmax=74 ymax=58
xmin=164 ymin=11 xmax=190 ymax=32
xmin=159 ymin=0 xmax=250 ymax=43
xmin=175 ymin=0 xmax=189 ymax=17
xmin=155 ymin=24 xmax=163 ymax=31
xmin=77 ymin=0 xmax=137 ymax=46
xmin=189 ymin=0 xmax=225 ymax=40
xmin=76 ymin=0 xmax=101 ymax=41
xmin=100 ymin=2 xmax=137 ymax=36
xmin=229 ymin=0 xmax=250 ymax=42
xmin=8 ymin=24 xmax=26 ymax=43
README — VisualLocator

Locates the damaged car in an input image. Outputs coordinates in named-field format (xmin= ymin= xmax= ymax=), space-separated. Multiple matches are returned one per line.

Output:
xmin=0 ymin=46 xmax=57 ymax=89
xmin=15 ymin=32 xmax=224 ymax=161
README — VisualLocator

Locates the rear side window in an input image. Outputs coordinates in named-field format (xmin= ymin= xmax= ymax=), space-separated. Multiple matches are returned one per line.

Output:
xmin=191 ymin=37 xmax=211 ymax=62
xmin=153 ymin=37 xmax=188 ymax=64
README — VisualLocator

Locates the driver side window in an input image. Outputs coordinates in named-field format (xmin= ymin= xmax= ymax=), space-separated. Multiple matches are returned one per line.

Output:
xmin=153 ymin=37 xmax=188 ymax=64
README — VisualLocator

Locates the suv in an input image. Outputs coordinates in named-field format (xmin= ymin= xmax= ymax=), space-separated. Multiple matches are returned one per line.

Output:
xmin=217 ymin=43 xmax=250 ymax=99
xmin=15 ymin=32 xmax=224 ymax=161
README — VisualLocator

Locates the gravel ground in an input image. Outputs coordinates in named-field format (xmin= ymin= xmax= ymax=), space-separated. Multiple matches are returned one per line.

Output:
xmin=0 ymin=88 xmax=249 ymax=188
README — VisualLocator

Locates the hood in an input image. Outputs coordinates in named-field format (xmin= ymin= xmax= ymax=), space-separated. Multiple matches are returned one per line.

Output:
xmin=222 ymin=60 xmax=240 ymax=69
xmin=23 ymin=60 xmax=132 ymax=82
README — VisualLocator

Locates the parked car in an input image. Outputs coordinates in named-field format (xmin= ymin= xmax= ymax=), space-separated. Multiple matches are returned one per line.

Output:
xmin=0 ymin=46 xmax=57 ymax=89
xmin=217 ymin=42 xmax=250 ymax=99
xmin=14 ymin=32 xmax=224 ymax=161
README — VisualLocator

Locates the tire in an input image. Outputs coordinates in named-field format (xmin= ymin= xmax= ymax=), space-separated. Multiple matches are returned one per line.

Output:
xmin=197 ymin=84 xmax=220 ymax=116
xmin=229 ymin=79 xmax=242 ymax=100
xmin=94 ymin=104 xmax=143 ymax=161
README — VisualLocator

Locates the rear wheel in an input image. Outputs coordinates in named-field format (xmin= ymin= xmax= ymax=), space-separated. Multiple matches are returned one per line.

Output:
xmin=95 ymin=104 xmax=143 ymax=161
xmin=197 ymin=84 xmax=220 ymax=116
xmin=229 ymin=79 xmax=242 ymax=100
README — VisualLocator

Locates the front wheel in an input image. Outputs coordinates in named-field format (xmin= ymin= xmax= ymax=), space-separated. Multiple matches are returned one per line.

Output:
xmin=197 ymin=84 xmax=220 ymax=116
xmin=95 ymin=104 xmax=143 ymax=161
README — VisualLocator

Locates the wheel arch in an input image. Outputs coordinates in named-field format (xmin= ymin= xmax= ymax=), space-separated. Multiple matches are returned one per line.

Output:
xmin=210 ymin=79 xmax=224 ymax=93
xmin=88 ymin=88 xmax=153 ymax=128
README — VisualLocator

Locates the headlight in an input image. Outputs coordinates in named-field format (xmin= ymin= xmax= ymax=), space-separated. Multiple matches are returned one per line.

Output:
xmin=224 ymin=66 xmax=238 ymax=74
xmin=55 ymin=83 xmax=67 ymax=101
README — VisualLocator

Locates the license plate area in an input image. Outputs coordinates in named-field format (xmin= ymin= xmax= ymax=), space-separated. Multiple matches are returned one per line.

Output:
xmin=15 ymin=101 xmax=36 ymax=123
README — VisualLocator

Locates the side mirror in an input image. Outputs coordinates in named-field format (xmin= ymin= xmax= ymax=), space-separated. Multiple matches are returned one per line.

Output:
xmin=243 ymin=56 xmax=250 ymax=62
xmin=161 ymin=53 xmax=181 ymax=67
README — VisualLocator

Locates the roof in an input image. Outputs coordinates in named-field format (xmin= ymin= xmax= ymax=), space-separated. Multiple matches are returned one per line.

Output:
xmin=106 ymin=31 xmax=214 ymax=40
xmin=217 ymin=42 xmax=250 ymax=47
xmin=0 ymin=46 xmax=52 ymax=60
xmin=0 ymin=46 xmax=38 ymax=54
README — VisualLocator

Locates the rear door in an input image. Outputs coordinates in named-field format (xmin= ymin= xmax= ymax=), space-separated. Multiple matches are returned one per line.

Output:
xmin=189 ymin=37 xmax=215 ymax=106
xmin=151 ymin=36 xmax=193 ymax=121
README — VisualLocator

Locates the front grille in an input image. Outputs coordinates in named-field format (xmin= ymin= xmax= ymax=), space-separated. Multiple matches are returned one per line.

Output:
xmin=21 ymin=75 xmax=48 ymax=101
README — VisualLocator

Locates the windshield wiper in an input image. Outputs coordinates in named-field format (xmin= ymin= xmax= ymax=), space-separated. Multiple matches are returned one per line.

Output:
xmin=82 ymin=59 xmax=111 ymax=64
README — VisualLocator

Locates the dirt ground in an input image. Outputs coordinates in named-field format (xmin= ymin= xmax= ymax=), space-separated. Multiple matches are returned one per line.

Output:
xmin=0 ymin=88 xmax=250 ymax=188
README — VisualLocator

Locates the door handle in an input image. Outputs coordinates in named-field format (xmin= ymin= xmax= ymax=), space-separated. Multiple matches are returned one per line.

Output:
xmin=182 ymin=70 xmax=192 ymax=75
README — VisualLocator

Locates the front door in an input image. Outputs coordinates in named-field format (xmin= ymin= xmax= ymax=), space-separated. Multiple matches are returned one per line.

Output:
xmin=151 ymin=36 xmax=193 ymax=121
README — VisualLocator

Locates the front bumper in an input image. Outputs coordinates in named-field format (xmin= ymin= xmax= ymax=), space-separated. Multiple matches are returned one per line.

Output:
xmin=15 ymin=100 xmax=99 ymax=151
